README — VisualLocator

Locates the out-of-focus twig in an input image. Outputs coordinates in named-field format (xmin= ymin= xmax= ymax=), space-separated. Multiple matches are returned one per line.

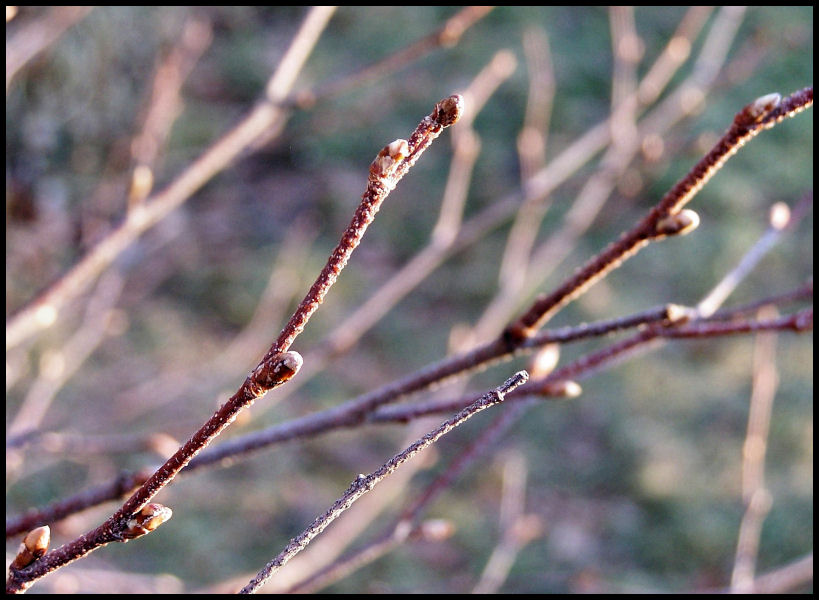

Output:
xmin=5 ymin=6 xmax=335 ymax=351
xmin=6 ymin=6 xmax=92 ymax=92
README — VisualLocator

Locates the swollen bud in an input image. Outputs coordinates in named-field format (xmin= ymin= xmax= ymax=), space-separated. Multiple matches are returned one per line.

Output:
xmin=249 ymin=351 xmax=303 ymax=395
xmin=747 ymin=92 xmax=781 ymax=120
xmin=369 ymin=138 xmax=410 ymax=180
xmin=654 ymin=209 xmax=700 ymax=238
xmin=122 ymin=503 xmax=173 ymax=541
xmin=10 ymin=526 xmax=51 ymax=570
xmin=432 ymin=94 xmax=465 ymax=127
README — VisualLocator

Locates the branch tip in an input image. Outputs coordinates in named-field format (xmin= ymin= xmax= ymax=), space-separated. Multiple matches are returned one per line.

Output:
xmin=654 ymin=209 xmax=700 ymax=238
xmin=433 ymin=94 xmax=465 ymax=127
xmin=498 ymin=370 xmax=529 ymax=398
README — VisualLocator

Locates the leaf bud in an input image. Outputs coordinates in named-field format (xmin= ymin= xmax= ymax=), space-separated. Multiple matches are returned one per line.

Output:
xmin=122 ymin=503 xmax=173 ymax=540
xmin=654 ymin=209 xmax=700 ymax=238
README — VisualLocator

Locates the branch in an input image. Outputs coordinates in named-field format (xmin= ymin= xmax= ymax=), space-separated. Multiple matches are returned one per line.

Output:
xmin=5 ymin=93 xmax=464 ymax=594
xmin=5 ymin=6 xmax=336 ymax=350
xmin=502 ymin=86 xmax=813 ymax=344
xmin=239 ymin=371 xmax=529 ymax=594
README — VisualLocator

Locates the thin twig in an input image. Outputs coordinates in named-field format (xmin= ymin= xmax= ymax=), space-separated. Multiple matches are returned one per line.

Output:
xmin=239 ymin=371 xmax=529 ymax=594
xmin=4 ymin=93 xmax=463 ymax=593
xmin=730 ymin=306 xmax=779 ymax=592
xmin=286 ymin=401 xmax=534 ymax=593
xmin=502 ymin=86 xmax=813 ymax=344
xmin=5 ymin=7 xmax=335 ymax=351
xmin=266 ymin=94 xmax=464 ymax=358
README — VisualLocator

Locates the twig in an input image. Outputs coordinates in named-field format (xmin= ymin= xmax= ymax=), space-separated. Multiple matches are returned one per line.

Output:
xmin=6 ymin=6 xmax=92 ymax=91
xmin=730 ymin=306 xmax=779 ymax=592
xmin=697 ymin=197 xmax=812 ymax=317
xmin=5 ymin=93 xmax=462 ymax=593
xmin=287 ymin=401 xmax=534 ymax=593
xmin=291 ymin=7 xmax=493 ymax=109
xmin=479 ymin=8 xmax=744 ymax=340
xmin=502 ymin=86 xmax=813 ymax=345
xmin=239 ymin=371 xmax=529 ymax=594
xmin=701 ymin=279 xmax=813 ymax=322
xmin=5 ymin=7 xmax=335 ymax=351
xmin=286 ymin=51 xmax=508 ymax=384
xmin=743 ymin=553 xmax=813 ymax=594
xmin=5 ymin=470 xmax=150 ymax=540
xmin=661 ymin=309 xmax=812 ymax=338
xmin=7 ymin=299 xmax=794 ymax=540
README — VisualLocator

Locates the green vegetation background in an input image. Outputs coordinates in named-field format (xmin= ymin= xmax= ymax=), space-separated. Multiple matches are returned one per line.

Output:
xmin=6 ymin=6 xmax=812 ymax=593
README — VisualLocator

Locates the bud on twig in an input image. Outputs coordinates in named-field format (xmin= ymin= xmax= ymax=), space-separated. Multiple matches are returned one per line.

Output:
xmin=9 ymin=526 xmax=51 ymax=570
xmin=432 ymin=94 xmax=465 ymax=127
xmin=249 ymin=351 xmax=303 ymax=396
xmin=654 ymin=209 xmax=700 ymax=238
xmin=539 ymin=379 xmax=582 ymax=398
xmin=747 ymin=92 xmax=781 ymax=121
xmin=121 ymin=503 xmax=173 ymax=541
xmin=663 ymin=303 xmax=694 ymax=325
xmin=369 ymin=138 xmax=409 ymax=180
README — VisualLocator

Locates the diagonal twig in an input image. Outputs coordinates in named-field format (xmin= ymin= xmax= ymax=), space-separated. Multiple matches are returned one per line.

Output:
xmin=5 ymin=92 xmax=464 ymax=595
xmin=239 ymin=371 xmax=529 ymax=594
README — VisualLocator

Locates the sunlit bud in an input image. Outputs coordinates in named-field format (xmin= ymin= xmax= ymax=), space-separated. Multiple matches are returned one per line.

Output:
xmin=122 ymin=503 xmax=173 ymax=540
xmin=128 ymin=164 xmax=154 ymax=205
xmin=540 ymin=380 xmax=582 ymax=398
xmin=24 ymin=526 xmax=50 ymax=558
xmin=654 ymin=209 xmax=700 ymax=238
xmin=250 ymin=351 xmax=303 ymax=394
xmin=369 ymin=139 xmax=409 ymax=180
xmin=386 ymin=138 xmax=409 ymax=160
xmin=418 ymin=518 xmax=455 ymax=541
xmin=769 ymin=202 xmax=790 ymax=230
xmin=664 ymin=303 xmax=694 ymax=325
xmin=10 ymin=526 xmax=50 ymax=570
xmin=34 ymin=304 xmax=58 ymax=328
xmin=748 ymin=92 xmax=781 ymax=120
xmin=529 ymin=344 xmax=560 ymax=378
xmin=432 ymin=94 xmax=465 ymax=127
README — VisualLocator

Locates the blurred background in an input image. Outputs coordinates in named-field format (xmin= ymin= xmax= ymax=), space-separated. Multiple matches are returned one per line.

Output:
xmin=6 ymin=6 xmax=812 ymax=593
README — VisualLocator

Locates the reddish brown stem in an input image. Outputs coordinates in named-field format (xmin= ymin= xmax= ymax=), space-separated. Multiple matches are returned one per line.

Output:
xmin=268 ymin=94 xmax=464 ymax=359
xmin=502 ymin=86 xmax=813 ymax=345
xmin=6 ymin=95 xmax=463 ymax=594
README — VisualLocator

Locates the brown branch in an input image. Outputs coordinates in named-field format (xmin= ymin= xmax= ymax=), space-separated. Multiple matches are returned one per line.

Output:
xmin=661 ymin=309 xmax=813 ymax=338
xmin=265 ymin=94 xmax=464 ymax=359
xmin=5 ymin=470 xmax=150 ymax=540
xmin=502 ymin=86 xmax=813 ymax=345
xmin=185 ymin=304 xmax=677 ymax=468
xmin=5 ymin=94 xmax=462 ymax=593
xmin=5 ymin=352 xmax=303 ymax=594
xmin=7 ymin=190 xmax=808 ymax=537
